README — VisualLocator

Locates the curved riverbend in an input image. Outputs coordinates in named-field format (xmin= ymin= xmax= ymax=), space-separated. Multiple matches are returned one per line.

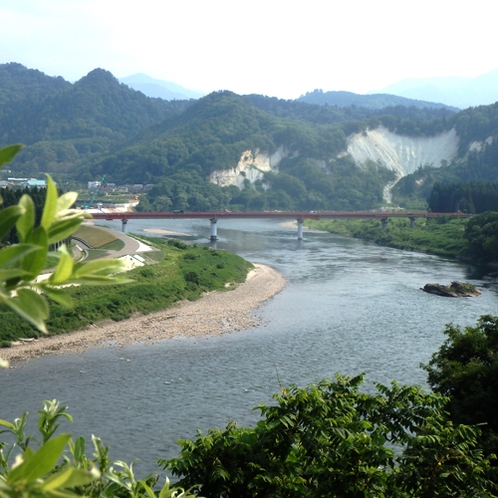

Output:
xmin=1 ymin=218 xmax=496 ymax=476
xmin=2 ymin=264 xmax=285 ymax=364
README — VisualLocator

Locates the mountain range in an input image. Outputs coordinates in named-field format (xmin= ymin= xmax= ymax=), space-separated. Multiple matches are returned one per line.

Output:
xmin=373 ymin=68 xmax=498 ymax=109
xmin=1 ymin=62 xmax=498 ymax=213
xmin=119 ymin=68 xmax=498 ymax=110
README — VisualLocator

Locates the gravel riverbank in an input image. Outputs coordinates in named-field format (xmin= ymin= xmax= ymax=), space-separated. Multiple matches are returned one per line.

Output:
xmin=2 ymin=264 xmax=286 ymax=367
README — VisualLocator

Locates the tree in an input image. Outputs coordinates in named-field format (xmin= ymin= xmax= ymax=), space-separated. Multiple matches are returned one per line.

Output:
xmin=163 ymin=374 xmax=495 ymax=498
xmin=423 ymin=315 xmax=498 ymax=456
xmin=463 ymin=211 xmax=498 ymax=264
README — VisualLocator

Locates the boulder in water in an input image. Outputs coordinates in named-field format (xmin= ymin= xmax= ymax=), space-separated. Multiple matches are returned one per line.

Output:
xmin=421 ymin=281 xmax=481 ymax=298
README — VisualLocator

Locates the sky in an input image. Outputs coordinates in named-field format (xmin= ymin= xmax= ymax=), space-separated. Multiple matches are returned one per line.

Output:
xmin=2 ymin=0 xmax=498 ymax=100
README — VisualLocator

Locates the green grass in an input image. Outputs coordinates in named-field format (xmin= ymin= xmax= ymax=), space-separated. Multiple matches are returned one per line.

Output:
xmin=74 ymin=225 xmax=119 ymax=248
xmin=0 ymin=238 xmax=254 ymax=346
xmin=307 ymin=216 xmax=469 ymax=258
xmin=99 ymin=239 xmax=125 ymax=251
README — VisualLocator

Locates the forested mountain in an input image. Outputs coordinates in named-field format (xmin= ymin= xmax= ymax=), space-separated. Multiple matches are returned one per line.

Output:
xmin=245 ymin=94 xmax=455 ymax=130
xmin=0 ymin=64 xmax=192 ymax=175
xmin=2 ymin=63 xmax=498 ymax=213
xmin=89 ymin=91 xmax=393 ymax=211
xmin=297 ymin=89 xmax=458 ymax=111
xmin=0 ymin=62 xmax=70 ymax=106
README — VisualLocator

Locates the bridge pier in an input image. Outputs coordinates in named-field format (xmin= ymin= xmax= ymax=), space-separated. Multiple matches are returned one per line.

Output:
xmin=210 ymin=218 xmax=218 ymax=241
xmin=381 ymin=217 xmax=388 ymax=231
xmin=409 ymin=216 xmax=416 ymax=229
xmin=297 ymin=219 xmax=304 ymax=240
xmin=121 ymin=219 xmax=128 ymax=232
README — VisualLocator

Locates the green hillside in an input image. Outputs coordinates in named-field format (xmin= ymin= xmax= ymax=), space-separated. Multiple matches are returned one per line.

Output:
xmin=2 ymin=63 xmax=498 ymax=212
xmin=0 ymin=65 xmax=191 ymax=176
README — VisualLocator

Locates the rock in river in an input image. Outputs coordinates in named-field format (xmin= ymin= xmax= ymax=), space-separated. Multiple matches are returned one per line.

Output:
xmin=421 ymin=281 xmax=481 ymax=298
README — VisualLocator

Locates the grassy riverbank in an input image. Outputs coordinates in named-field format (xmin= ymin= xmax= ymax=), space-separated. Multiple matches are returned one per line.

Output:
xmin=0 ymin=237 xmax=253 ymax=347
xmin=306 ymin=216 xmax=468 ymax=258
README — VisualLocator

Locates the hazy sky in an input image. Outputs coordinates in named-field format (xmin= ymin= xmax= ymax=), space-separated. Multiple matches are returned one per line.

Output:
xmin=2 ymin=0 xmax=497 ymax=99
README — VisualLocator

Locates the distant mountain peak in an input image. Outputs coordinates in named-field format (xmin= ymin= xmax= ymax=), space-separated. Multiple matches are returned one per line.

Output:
xmin=374 ymin=68 xmax=498 ymax=109
xmin=76 ymin=68 xmax=119 ymax=86
xmin=119 ymin=73 xmax=205 ymax=101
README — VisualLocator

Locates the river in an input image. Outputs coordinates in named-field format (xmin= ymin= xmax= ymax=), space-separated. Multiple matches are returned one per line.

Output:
xmin=1 ymin=218 xmax=497 ymax=475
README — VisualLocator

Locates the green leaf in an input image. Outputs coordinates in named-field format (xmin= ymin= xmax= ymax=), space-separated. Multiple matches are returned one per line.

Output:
xmin=70 ymin=437 xmax=86 ymax=466
xmin=41 ymin=176 xmax=58 ymax=230
xmin=48 ymin=217 xmax=85 ymax=245
xmin=56 ymin=192 xmax=78 ymax=214
xmin=22 ymin=226 xmax=49 ymax=276
xmin=39 ymin=286 xmax=73 ymax=307
xmin=68 ymin=275 xmax=133 ymax=286
xmin=0 ymin=244 xmax=38 ymax=269
xmin=49 ymin=248 xmax=74 ymax=284
xmin=72 ymin=259 xmax=127 ymax=278
xmin=5 ymin=289 xmax=49 ymax=333
xmin=0 ymin=420 xmax=16 ymax=430
xmin=0 ymin=144 xmax=23 ymax=169
xmin=0 ymin=268 xmax=32 ymax=284
xmin=0 ymin=205 xmax=24 ymax=239
xmin=16 ymin=195 xmax=35 ymax=243
xmin=41 ymin=465 xmax=99 ymax=491
xmin=8 ymin=434 xmax=71 ymax=484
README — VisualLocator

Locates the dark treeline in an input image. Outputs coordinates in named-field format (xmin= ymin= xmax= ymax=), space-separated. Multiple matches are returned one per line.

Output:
xmin=0 ymin=186 xmax=46 ymax=244
xmin=428 ymin=180 xmax=498 ymax=213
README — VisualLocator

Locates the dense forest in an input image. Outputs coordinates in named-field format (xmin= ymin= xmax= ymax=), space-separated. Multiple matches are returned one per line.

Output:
xmin=2 ymin=63 xmax=498 ymax=212
xmin=428 ymin=180 xmax=498 ymax=213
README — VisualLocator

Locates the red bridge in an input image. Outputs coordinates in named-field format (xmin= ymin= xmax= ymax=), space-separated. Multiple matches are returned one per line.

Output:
xmin=90 ymin=210 xmax=470 ymax=240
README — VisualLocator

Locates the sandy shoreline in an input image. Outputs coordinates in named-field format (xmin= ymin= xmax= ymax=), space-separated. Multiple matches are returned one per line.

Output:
xmin=2 ymin=264 xmax=286 ymax=367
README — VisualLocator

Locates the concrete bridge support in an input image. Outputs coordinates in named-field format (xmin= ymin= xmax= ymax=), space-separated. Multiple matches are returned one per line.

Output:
xmin=381 ymin=217 xmax=388 ymax=231
xmin=210 ymin=218 xmax=218 ymax=241
xmin=409 ymin=216 xmax=416 ymax=229
xmin=121 ymin=219 xmax=128 ymax=232
xmin=297 ymin=219 xmax=304 ymax=240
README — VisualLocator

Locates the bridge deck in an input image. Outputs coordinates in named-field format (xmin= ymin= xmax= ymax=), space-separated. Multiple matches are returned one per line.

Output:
xmin=89 ymin=211 xmax=470 ymax=221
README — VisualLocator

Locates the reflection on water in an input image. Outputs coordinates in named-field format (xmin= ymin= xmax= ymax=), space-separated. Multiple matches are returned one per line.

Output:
xmin=1 ymin=218 xmax=497 ymax=475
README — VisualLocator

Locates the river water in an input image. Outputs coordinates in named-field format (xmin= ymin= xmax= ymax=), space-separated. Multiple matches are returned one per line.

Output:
xmin=1 ymin=218 xmax=497 ymax=475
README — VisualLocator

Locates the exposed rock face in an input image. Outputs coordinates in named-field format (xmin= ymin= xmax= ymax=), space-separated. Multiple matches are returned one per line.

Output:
xmin=347 ymin=126 xmax=459 ymax=177
xmin=421 ymin=281 xmax=482 ymax=297
xmin=209 ymin=147 xmax=286 ymax=188
xmin=209 ymin=126 xmax=461 ymax=193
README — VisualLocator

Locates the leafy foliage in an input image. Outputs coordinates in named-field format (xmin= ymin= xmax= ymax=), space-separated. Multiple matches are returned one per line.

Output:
xmin=423 ymin=315 xmax=498 ymax=455
xmin=463 ymin=211 xmax=498 ymax=264
xmin=0 ymin=400 xmax=195 ymax=498
xmin=163 ymin=374 xmax=496 ymax=497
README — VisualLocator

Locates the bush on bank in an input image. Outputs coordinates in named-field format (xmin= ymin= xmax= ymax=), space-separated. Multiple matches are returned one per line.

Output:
xmin=306 ymin=216 xmax=468 ymax=258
